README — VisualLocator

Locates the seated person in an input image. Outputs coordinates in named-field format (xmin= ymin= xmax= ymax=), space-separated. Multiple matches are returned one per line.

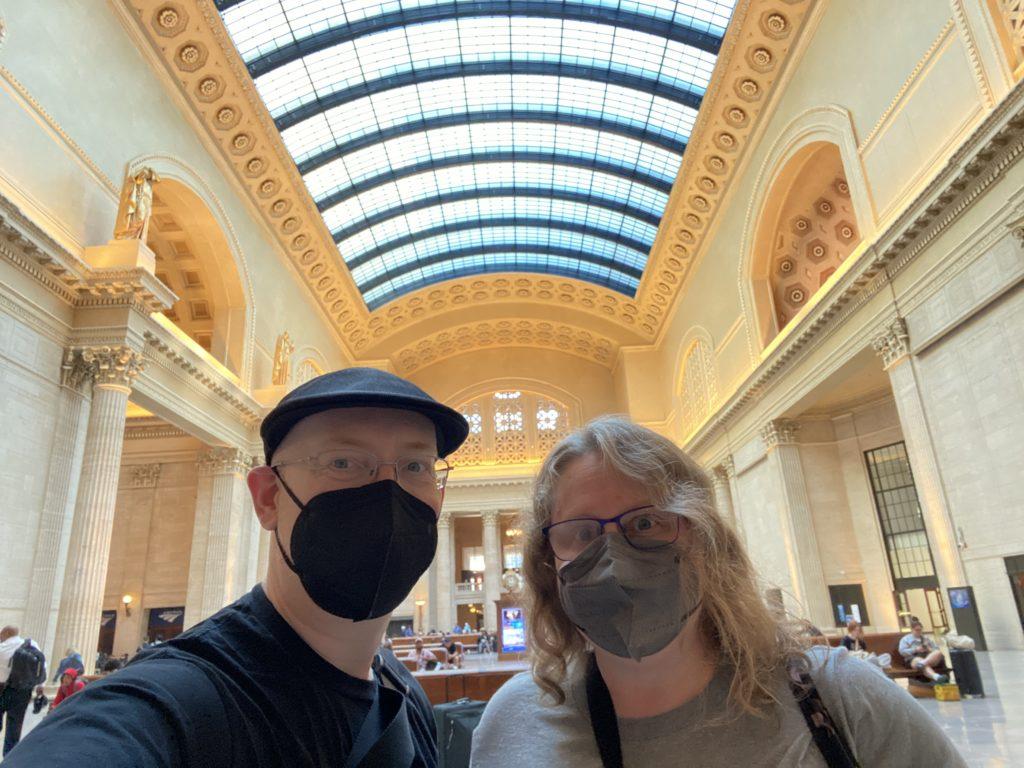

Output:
xmin=899 ymin=620 xmax=948 ymax=683
xmin=841 ymin=620 xmax=891 ymax=669
xmin=406 ymin=638 xmax=438 ymax=672
xmin=477 ymin=630 xmax=494 ymax=654
xmin=841 ymin=619 xmax=864 ymax=651
xmin=447 ymin=642 xmax=465 ymax=670
xmin=462 ymin=622 xmax=472 ymax=634
xmin=452 ymin=624 xmax=463 ymax=635
xmin=50 ymin=669 xmax=85 ymax=711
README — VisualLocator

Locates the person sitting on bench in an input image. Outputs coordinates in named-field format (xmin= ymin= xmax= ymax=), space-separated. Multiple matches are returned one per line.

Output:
xmin=899 ymin=620 xmax=948 ymax=683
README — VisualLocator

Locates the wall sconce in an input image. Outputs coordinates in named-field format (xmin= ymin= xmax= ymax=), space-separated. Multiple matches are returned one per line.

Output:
xmin=122 ymin=594 xmax=133 ymax=617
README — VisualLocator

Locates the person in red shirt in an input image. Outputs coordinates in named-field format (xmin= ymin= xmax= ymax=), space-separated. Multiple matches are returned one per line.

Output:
xmin=50 ymin=669 xmax=84 ymax=710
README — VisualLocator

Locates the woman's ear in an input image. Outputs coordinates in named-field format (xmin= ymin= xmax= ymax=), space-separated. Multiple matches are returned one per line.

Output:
xmin=248 ymin=466 xmax=280 ymax=531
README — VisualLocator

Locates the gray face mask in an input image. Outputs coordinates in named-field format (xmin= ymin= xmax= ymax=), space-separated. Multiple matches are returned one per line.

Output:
xmin=558 ymin=533 xmax=700 ymax=661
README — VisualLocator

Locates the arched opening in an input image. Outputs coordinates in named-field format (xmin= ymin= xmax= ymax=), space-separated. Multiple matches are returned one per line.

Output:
xmin=147 ymin=179 xmax=247 ymax=376
xmin=751 ymin=142 xmax=863 ymax=346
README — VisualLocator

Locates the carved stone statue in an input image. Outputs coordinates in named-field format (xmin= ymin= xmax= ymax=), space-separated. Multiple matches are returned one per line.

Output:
xmin=115 ymin=167 xmax=161 ymax=241
xmin=272 ymin=332 xmax=294 ymax=386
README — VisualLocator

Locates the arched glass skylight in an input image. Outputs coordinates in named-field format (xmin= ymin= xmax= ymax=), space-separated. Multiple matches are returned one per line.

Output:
xmin=217 ymin=0 xmax=735 ymax=309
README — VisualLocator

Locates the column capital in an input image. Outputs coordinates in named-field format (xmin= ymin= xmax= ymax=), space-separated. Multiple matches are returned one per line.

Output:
xmin=197 ymin=447 xmax=254 ymax=476
xmin=761 ymin=420 xmax=799 ymax=449
xmin=712 ymin=457 xmax=735 ymax=482
xmin=481 ymin=509 xmax=501 ymax=526
xmin=437 ymin=511 xmax=452 ymax=528
xmin=64 ymin=345 xmax=145 ymax=392
xmin=871 ymin=317 xmax=911 ymax=370
xmin=125 ymin=463 xmax=161 ymax=489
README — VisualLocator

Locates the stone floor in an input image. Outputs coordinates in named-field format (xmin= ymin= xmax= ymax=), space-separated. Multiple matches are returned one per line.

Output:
xmin=4 ymin=651 xmax=1022 ymax=764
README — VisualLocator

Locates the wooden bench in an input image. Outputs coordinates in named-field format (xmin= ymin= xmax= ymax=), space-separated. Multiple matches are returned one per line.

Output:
xmin=824 ymin=632 xmax=949 ymax=682
xmin=413 ymin=669 xmax=519 ymax=706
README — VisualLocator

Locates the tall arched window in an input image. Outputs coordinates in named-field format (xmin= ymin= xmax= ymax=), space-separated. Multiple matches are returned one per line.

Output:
xmin=679 ymin=340 xmax=716 ymax=439
xmin=450 ymin=390 xmax=572 ymax=467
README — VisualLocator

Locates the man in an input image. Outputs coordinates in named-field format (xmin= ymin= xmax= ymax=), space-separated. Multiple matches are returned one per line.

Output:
xmin=7 ymin=368 xmax=468 ymax=766
xmin=51 ymin=648 xmax=84 ymax=682
xmin=0 ymin=626 xmax=46 ymax=755
xmin=406 ymin=638 xmax=438 ymax=672
xmin=899 ymin=619 xmax=949 ymax=683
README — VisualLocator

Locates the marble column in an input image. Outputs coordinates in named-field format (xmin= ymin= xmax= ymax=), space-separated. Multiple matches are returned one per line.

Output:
xmin=193 ymin=448 xmax=253 ymax=622
xmin=761 ymin=420 xmax=833 ymax=630
xmin=255 ymin=527 xmax=272 ymax=583
xmin=435 ymin=511 xmax=454 ymax=633
xmin=482 ymin=509 xmax=502 ymax=633
xmin=23 ymin=350 xmax=92 ymax=664
xmin=52 ymin=346 xmax=143 ymax=673
xmin=711 ymin=458 xmax=737 ymax=530
xmin=242 ymin=492 xmax=262 ymax=597
xmin=426 ymin=561 xmax=439 ymax=633
xmin=872 ymin=318 xmax=966 ymax=591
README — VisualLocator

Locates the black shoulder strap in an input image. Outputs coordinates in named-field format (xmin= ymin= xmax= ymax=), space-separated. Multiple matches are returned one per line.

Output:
xmin=788 ymin=667 xmax=861 ymax=768
xmin=343 ymin=654 xmax=416 ymax=768
xmin=584 ymin=653 xmax=623 ymax=768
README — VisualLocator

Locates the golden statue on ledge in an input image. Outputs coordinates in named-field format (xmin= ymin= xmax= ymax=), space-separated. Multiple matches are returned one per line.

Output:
xmin=115 ymin=167 xmax=161 ymax=241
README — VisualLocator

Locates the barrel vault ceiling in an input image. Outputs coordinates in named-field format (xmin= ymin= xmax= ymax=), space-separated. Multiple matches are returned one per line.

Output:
xmin=123 ymin=0 xmax=814 ymax=372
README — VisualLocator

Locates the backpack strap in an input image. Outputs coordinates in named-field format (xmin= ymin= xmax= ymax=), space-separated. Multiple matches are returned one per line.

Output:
xmin=584 ymin=653 xmax=623 ymax=768
xmin=787 ymin=665 xmax=861 ymax=768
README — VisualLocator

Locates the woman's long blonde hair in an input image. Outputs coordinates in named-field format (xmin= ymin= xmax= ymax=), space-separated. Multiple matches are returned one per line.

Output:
xmin=523 ymin=416 xmax=807 ymax=714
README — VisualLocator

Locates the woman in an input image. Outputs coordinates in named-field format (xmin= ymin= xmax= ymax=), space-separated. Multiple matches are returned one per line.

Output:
xmin=50 ymin=669 xmax=85 ymax=710
xmin=471 ymin=417 xmax=964 ymax=767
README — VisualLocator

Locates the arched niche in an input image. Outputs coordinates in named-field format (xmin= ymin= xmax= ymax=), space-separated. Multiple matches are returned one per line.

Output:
xmin=145 ymin=178 xmax=249 ymax=378
xmin=749 ymin=142 xmax=863 ymax=346
xmin=739 ymin=106 xmax=874 ymax=356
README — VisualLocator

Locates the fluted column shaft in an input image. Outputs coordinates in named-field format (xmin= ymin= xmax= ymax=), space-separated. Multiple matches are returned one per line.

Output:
xmin=196 ymin=449 xmax=252 ymax=621
xmin=23 ymin=355 xmax=91 ymax=664
xmin=52 ymin=346 xmax=142 ymax=673
xmin=482 ymin=509 xmax=502 ymax=633
xmin=762 ymin=420 xmax=833 ymax=630
xmin=256 ymin=528 xmax=271 ymax=583
xmin=435 ymin=512 xmax=454 ymax=632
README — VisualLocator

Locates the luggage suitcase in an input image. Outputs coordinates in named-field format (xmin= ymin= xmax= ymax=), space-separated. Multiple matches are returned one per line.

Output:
xmin=433 ymin=698 xmax=486 ymax=768
xmin=950 ymin=648 xmax=985 ymax=697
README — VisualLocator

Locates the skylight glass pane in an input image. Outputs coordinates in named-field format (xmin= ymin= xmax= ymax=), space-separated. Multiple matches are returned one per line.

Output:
xmin=217 ymin=0 xmax=736 ymax=305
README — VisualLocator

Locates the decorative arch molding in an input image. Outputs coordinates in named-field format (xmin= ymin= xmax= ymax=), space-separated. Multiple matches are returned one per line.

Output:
xmin=737 ymin=106 xmax=874 ymax=361
xmin=126 ymin=154 xmax=257 ymax=390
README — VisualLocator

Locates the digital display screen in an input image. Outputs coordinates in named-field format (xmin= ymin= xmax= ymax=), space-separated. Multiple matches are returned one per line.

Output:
xmin=501 ymin=607 xmax=526 ymax=653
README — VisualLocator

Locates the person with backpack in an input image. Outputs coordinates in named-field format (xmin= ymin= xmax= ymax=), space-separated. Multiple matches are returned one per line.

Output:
xmin=0 ymin=626 xmax=47 ymax=755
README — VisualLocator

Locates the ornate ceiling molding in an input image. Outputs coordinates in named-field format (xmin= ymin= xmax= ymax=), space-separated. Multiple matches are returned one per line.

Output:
xmin=122 ymin=0 xmax=814 ymax=363
xmin=394 ymin=318 xmax=617 ymax=374
xmin=639 ymin=1 xmax=815 ymax=341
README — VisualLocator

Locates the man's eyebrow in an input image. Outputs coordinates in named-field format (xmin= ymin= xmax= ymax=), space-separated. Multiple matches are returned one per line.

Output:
xmin=318 ymin=438 xmax=438 ymax=453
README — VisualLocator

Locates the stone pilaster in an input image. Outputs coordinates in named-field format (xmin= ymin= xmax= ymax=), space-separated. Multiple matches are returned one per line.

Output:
xmin=872 ymin=319 xmax=966 ymax=594
xmin=255 ymin=527 xmax=271 ymax=583
xmin=761 ymin=420 xmax=833 ymax=629
xmin=22 ymin=350 xmax=92 ymax=664
xmin=187 ymin=448 xmax=254 ymax=623
xmin=482 ymin=509 xmax=502 ymax=633
xmin=52 ymin=346 xmax=143 ymax=673
xmin=435 ymin=511 xmax=454 ymax=633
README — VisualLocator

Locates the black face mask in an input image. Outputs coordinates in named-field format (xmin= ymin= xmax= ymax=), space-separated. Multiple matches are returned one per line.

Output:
xmin=273 ymin=473 xmax=438 ymax=621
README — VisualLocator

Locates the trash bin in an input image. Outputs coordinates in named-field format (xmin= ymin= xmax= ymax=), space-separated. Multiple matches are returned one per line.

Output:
xmin=949 ymin=648 xmax=985 ymax=697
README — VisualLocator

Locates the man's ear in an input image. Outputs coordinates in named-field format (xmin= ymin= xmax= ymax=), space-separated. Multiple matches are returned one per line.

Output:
xmin=248 ymin=466 xmax=279 ymax=531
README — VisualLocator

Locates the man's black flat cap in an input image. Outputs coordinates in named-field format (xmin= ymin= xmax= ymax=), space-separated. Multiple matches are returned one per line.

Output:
xmin=261 ymin=367 xmax=469 ymax=463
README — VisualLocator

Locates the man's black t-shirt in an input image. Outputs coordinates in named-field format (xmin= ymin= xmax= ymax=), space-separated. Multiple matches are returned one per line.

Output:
xmin=6 ymin=585 xmax=437 ymax=767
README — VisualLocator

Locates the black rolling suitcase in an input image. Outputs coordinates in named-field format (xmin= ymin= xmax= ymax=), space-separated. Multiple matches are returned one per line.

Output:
xmin=950 ymin=648 xmax=985 ymax=697
xmin=433 ymin=698 xmax=486 ymax=768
